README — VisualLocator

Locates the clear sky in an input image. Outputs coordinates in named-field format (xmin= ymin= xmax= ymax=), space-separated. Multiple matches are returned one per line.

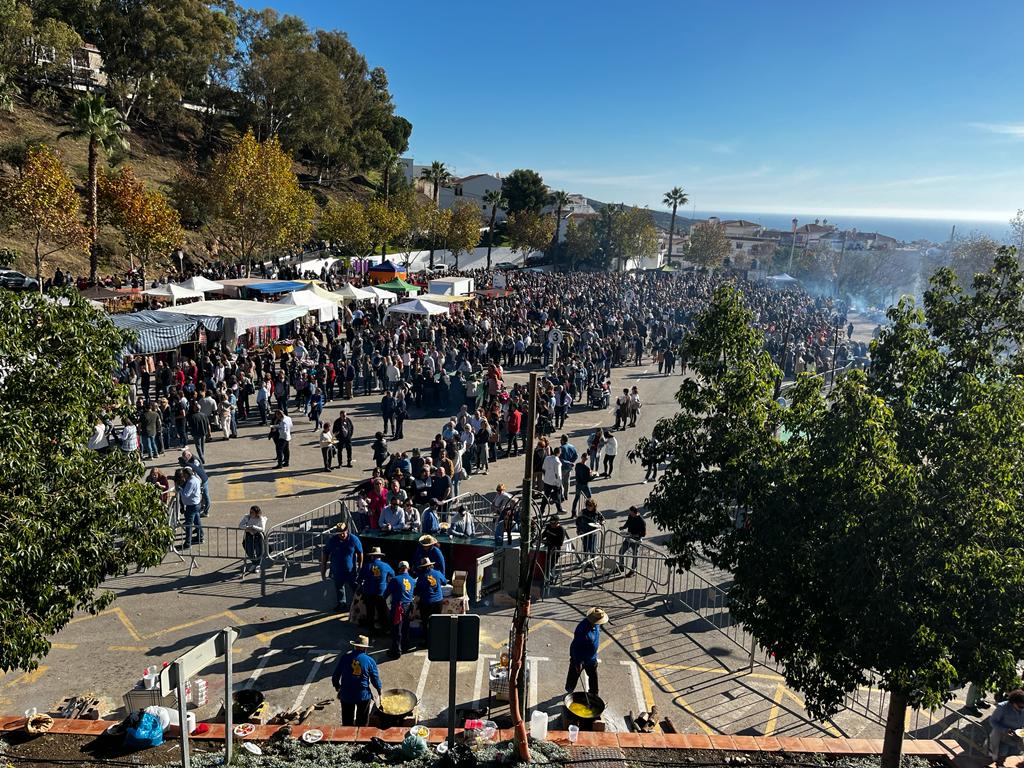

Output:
xmin=247 ymin=1 xmax=1023 ymax=222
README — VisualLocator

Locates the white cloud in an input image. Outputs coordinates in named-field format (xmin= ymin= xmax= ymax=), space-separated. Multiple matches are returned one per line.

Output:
xmin=970 ymin=122 xmax=1024 ymax=138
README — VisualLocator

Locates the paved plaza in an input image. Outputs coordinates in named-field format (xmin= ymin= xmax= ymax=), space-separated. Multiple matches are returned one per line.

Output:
xmin=0 ymin=321 xmax=973 ymax=742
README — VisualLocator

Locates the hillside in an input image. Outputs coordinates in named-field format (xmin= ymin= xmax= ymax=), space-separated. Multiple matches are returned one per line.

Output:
xmin=587 ymin=197 xmax=694 ymax=233
xmin=0 ymin=103 xmax=375 ymax=279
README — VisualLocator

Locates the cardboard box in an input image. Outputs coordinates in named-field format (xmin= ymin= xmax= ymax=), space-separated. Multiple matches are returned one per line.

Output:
xmin=440 ymin=595 xmax=469 ymax=615
xmin=451 ymin=571 xmax=468 ymax=598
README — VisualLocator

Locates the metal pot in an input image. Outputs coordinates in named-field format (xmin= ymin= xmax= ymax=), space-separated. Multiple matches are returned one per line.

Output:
xmin=232 ymin=689 xmax=265 ymax=719
xmin=562 ymin=692 xmax=606 ymax=728
xmin=376 ymin=687 xmax=418 ymax=727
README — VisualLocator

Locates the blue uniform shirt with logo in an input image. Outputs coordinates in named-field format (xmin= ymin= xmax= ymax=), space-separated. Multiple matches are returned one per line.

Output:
xmin=386 ymin=572 xmax=415 ymax=613
xmin=413 ymin=544 xmax=445 ymax=575
xmin=569 ymin=618 xmax=600 ymax=665
xmin=415 ymin=568 xmax=447 ymax=604
xmin=325 ymin=533 xmax=363 ymax=580
xmin=331 ymin=649 xmax=382 ymax=703
xmin=358 ymin=558 xmax=394 ymax=596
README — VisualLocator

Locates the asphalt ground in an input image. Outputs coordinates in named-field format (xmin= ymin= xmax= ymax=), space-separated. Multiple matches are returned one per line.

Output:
xmin=1 ymin=311 xmax=939 ymax=739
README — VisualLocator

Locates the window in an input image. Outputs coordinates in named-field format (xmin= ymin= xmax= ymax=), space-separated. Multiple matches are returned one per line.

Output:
xmin=736 ymin=242 xmax=743 ymax=250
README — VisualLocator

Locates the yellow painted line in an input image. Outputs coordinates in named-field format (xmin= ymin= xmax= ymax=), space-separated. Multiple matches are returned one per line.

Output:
xmin=108 ymin=646 xmax=152 ymax=652
xmin=765 ymin=683 xmax=785 ymax=736
xmin=69 ymin=607 xmax=144 ymax=642
xmin=645 ymin=661 xmax=784 ymax=681
xmin=148 ymin=610 xmax=241 ymax=639
xmin=639 ymin=662 xmax=656 ymax=710
xmin=225 ymin=472 xmax=247 ymax=501
xmin=50 ymin=643 xmax=78 ymax=650
xmin=777 ymin=686 xmax=841 ymax=737
xmin=255 ymin=613 xmax=341 ymax=643
xmin=643 ymin=660 xmax=714 ymax=735
xmin=3 ymin=666 xmax=48 ymax=689
xmin=275 ymin=477 xmax=338 ymax=497
xmin=531 ymin=619 xmax=575 ymax=639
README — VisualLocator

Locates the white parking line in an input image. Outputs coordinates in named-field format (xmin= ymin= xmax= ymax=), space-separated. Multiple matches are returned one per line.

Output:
xmin=414 ymin=652 xmax=431 ymax=704
xmin=291 ymin=653 xmax=328 ymax=712
xmin=620 ymin=660 xmax=647 ymax=717
xmin=528 ymin=656 xmax=549 ymax=710
xmin=245 ymin=649 xmax=280 ymax=689
xmin=472 ymin=656 xmax=490 ymax=707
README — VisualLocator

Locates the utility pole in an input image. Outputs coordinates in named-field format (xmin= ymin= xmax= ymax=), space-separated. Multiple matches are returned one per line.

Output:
xmin=510 ymin=372 xmax=538 ymax=759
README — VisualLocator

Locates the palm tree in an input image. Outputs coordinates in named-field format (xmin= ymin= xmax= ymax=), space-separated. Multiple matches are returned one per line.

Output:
xmin=420 ymin=161 xmax=452 ymax=268
xmin=59 ymin=94 xmax=130 ymax=282
xmin=483 ymin=189 xmax=505 ymax=270
xmin=549 ymin=190 xmax=570 ymax=254
xmin=420 ymin=160 xmax=451 ymax=203
xmin=662 ymin=186 xmax=688 ymax=266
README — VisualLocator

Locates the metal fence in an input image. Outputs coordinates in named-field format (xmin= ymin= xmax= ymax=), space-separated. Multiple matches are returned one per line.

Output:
xmin=259 ymin=496 xmax=355 ymax=596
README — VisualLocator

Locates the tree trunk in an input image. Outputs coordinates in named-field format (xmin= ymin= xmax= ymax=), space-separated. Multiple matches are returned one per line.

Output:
xmin=34 ymin=230 xmax=43 ymax=294
xmin=486 ymin=206 xmax=497 ymax=270
xmin=88 ymin=136 xmax=99 ymax=283
xmin=551 ymin=204 xmax=562 ymax=253
xmin=881 ymin=689 xmax=908 ymax=768
xmin=667 ymin=205 xmax=677 ymax=266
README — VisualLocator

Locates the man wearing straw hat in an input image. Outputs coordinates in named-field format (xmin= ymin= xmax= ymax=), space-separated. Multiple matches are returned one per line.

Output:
xmin=564 ymin=607 xmax=609 ymax=698
xmin=414 ymin=534 xmax=446 ymax=576
xmin=358 ymin=547 xmax=394 ymax=632
xmin=331 ymin=635 xmax=382 ymax=726
xmin=414 ymin=557 xmax=447 ymax=647
xmin=385 ymin=561 xmax=415 ymax=659
xmin=321 ymin=522 xmax=363 ymax=611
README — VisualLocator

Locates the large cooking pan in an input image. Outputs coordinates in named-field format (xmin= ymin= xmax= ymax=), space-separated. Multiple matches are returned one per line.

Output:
xmin=562 ymin=691 xmax=606 ymax=728
xmin=376 ymin=687 xmax=418 ymax=727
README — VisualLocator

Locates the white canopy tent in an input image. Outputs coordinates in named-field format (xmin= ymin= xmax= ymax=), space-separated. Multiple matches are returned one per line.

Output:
xmin=278 ymin=290 xmax=339 ymax=322
xmin=155 ymin=299 xmax=309 ymax=338
xmin=142 ymin=283 xmax=204 ymax=305
xmin=333 ymin=283 xmax=376 ymax=303
xmin=177 ymin=276 xmax=225 ymax=294
xmin=363 ymin=285 xmax=398 ymax=304
xmin=385 ymin=298 xmax=449 ymax=317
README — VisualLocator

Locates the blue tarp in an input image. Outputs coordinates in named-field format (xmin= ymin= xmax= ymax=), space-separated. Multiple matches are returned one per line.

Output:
xmin=110 ymin=310 xmax=222 ymax=354
xmin=246 ymin=281 xmax=307 ymax=295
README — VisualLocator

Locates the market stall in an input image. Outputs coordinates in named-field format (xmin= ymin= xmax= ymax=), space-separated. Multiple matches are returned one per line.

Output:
xmin=385 ymin=298 xmax=449 ymax=317
xmin=277 ymin=289 xmax=339 ymax=322
xmin=110 ymin=310 xmax=222 ymax=355
xmin=367 ymin=259 xmax=406 ymax=285
xmin=362 ymin=285 xmax=399 ymax=304
xmin=377 ymin=277 xmax=421 ymax=296
xmin=155 ymin=299 xmax=309 ymax=342
xmin=176 ymin=276 xmax=225 ymax=294
xmin=217 ymin=278 xmax=307 ymax=299
xmin=141 ymin=283 xmax=204 ymax=306
xmin=333 ymin=283 xmax=376 ymax=303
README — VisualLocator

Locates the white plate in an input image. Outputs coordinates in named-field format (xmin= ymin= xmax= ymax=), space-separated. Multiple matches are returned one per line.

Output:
xmin=301 ymin=729 xmax=323 ymax=744
xmin=242 ymin=742 xmax=262 ymax=755
xmin=233 ymin=723 xmax=256 ymax=737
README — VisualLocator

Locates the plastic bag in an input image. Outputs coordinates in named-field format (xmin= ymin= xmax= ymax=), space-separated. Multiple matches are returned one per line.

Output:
xmin=400 ymin=732 xmax=427 ymax=759
xmin=124 ymin=711 xmax=164 ymax=749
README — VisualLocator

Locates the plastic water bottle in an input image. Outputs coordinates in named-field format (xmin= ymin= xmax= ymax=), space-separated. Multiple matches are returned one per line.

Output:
xmin=529 ymin=710 xmax=548 ymax=740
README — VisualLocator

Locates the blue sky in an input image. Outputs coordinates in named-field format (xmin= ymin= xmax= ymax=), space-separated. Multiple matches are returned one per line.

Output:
xmin=247 ymin=1 xmax=1023 ymax=222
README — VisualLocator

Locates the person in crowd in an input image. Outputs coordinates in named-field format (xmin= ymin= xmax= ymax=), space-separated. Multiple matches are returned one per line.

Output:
xmin=988 ymin=690 xmax=1024 ymax=763
xmin=602 ymin=431 xmax=618 ymax=477
xmin=320 ymin=522 xmax=363 ymax=611
xmin=385 ymin=561 xmax=415 ymax=659
xmin=414 ymin=534 xmax=447 ymax=575
xmin=542 ymin=517 xmax=567 ymax=577
xmin=238 ymin=505 xmax=267 ymax=573
xmin=319 ymin=423 xmax=338 ymax=471
xmin=332 ymin=635 xmax=381 ymax=727
xmin=271 ymin=408 xmax=293 ymax=468
xmin=179 ymin=466 xmax=203 ymax=548
xmin=617 ymin=505 xmax=647 ymax=573
xmin=358 ymin=548 xmax=394 ymax=633
xmin=564 ymin=607 xmax=608 ymax=698
xmin=415 ymin=557 xmax=447 ymax=647
xmin=332 ymin=409 xmax=355 ymax=468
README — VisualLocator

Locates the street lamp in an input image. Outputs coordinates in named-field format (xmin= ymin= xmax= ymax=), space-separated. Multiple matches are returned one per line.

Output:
xmin=175 ymin=249 xmax=184 ymax=276
xmin=787 ymin=218 xmax=798 ymax=271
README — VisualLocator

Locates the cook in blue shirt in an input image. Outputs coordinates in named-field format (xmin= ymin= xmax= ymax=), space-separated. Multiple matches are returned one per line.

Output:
xmin=988 ymin=690 xmax=1024 ymax=760
xmin=564 ymin=607 xmax=608 ymax=698
xmin=421 ymin=504 xmax=441 ymax=535
xmin=414 ymin=534 xmax=446 ymax=575
xmin=320 ymin=523 xmax=362 ymax=610
xmin=415 ymin=558 xmax=447 ymax=647
xmin=331 ymin=636 xmax=382 ymax=726
xmin=385 ymin=561 xmax=416 ymax=658
xmin=358 ymin=548 xmax=394 ymax=631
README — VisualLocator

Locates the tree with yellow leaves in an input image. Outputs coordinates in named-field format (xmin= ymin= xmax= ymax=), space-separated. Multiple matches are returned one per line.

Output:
xmin=446 ymin=201 xmax=481 ymax=269
xmin=98 ymin=166 xmax=183 ymax=288
xmin=365 ymin=198 xmax=407 ymax=259
xmin=318 ymin=198 xmax=372 ymax=258
xmin=207 ymin=131 xmax=314 ymax=265
xmin=0 ymin=144 xmax=87 ymax=291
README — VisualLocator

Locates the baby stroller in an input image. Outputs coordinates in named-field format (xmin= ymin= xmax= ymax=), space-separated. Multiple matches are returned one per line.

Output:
xmin=587 ymin=382 xmax=610 ymax=409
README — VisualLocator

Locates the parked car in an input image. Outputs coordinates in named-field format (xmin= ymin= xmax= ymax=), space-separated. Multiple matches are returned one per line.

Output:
xmin=494 ymin=261 xmax=520 ymax=271
xmin=0 ymin=268 xmax=40 ymax=291
xmin=524 ymin=254 xmax=552 ymax=267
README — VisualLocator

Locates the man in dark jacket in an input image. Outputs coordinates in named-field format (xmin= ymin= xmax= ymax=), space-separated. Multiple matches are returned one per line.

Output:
xmin=332 ymin=410 xmax=355 ymax=467
xmin=186 ymin=402 xmax=211 ymax=463
xmin=617 ymin=506 xmax=647 ymax=572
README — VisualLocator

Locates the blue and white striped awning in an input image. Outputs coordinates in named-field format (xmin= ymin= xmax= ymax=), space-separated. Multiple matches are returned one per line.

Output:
xmin=110 ymin=310 xmax=222 ymax=354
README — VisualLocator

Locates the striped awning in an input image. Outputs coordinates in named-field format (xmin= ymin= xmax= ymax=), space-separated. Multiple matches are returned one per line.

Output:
xmin=110 ymin=310 xmax=222 ymax=354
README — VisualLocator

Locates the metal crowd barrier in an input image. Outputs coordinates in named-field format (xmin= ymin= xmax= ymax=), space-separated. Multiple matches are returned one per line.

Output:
xmin=259 ymin=496 xmax=355 ymax=596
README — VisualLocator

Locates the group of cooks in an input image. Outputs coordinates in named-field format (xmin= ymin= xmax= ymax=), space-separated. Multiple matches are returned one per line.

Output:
xmin=320 ymin=519 xmax=610 ymax=726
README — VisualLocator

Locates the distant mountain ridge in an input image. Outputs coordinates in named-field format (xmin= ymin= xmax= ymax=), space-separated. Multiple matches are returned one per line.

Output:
xmin=586 ymin=198 xmax=695 ymax=232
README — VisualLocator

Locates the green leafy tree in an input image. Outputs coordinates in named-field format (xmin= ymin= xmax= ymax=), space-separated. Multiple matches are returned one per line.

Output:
xmin=318 ymin=197 xmax=371 ymax=258
xmin=563 ymin=218 xmax=601 ymax=269
xmin=501 ymin=168 xmax=547 ymax=215
xmin=207 ymin=131 xmax=314 ymax=265
xmin=597 ymin=204 xmax=659 ymax=271
xmin=662 ymin=186 xmax=689 ymax=265
xmin=424 ymin=205 xmax=452 ymax=270
xmin=948 ymin=231 xmax=999 ymax=289
xmin=58 ymin=94 xmax=130 ymax=283
xmin=687 ymin=218 xmax=731 ymax=268
xmin=364 ymin=198 xmax=407 ymax=259
xmin=446 ymin=201 xmax=481 ymax=269
xmin=483 ymin=188 xmax=505 ymax=270
xmin=506 ymin=210 xmax=554 ymax=262
xmin=649 ymin=251 xmax=1024 ymax=768
xmin=0 ymin=289 xmax=171 ymax=672
xmin=0 ymin=143 xmax=88 ymax=288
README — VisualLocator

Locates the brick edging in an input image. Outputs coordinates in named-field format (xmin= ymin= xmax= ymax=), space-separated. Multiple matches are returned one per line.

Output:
xmin=0 ymin=716 xmax=962 ymax=758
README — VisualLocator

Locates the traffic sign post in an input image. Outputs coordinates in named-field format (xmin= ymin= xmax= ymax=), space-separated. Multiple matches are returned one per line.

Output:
xmin=428 ymin=614 xmax=480 ymax=751
xmin=160 ymin=627 xmax=238 ymax=768
xmin=548 ymin=328 xmax=565 ymax=368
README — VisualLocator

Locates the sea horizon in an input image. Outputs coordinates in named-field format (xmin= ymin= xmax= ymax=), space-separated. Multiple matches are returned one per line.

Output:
xmin=685 ymin=210 xmax=1012 ymax=245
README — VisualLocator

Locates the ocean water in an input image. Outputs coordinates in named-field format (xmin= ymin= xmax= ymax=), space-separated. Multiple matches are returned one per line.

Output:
xmin=688 ymin=210 xmax=1011 ymax=245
